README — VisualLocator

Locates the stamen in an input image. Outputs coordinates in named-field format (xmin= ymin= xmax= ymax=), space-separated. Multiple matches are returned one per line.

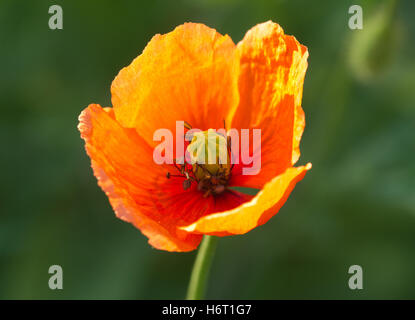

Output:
xmin=183 ymin=179 xmax=192 ymax=190
xmin=184 ymin=121 xmax=192 ymax=130
xmin=165 ymin=124 xmax=235 ymax=196
xmin=166 ymin=172 xmax=187 ymax=179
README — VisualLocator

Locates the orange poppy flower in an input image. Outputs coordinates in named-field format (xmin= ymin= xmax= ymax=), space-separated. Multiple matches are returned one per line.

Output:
xmin=78 ymin=21 xmax=311 ymax=252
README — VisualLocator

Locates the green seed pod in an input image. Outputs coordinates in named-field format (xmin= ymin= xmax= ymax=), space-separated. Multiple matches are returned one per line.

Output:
xmin=187 ymin=129 xmax=230 ymax=180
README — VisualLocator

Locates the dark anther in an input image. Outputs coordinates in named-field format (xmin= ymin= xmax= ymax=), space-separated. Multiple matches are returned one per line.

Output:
xmin=213 ymin=185 xmax=225 ymax=194
xmin=183 ymin=179 xmax=192 ymax=190
xmin=184 ymin=121 xmax=192 ymax=130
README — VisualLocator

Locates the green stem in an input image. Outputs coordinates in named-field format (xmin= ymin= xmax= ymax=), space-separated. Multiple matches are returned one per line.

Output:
xmin=186 ymin=235 xmax=218 ymax=300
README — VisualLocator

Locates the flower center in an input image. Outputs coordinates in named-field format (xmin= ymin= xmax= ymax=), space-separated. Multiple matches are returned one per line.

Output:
xmin=188 ymin=129 xmax=231 ymax=196
xmin=166 ymin=128 xmax=232 ymax=197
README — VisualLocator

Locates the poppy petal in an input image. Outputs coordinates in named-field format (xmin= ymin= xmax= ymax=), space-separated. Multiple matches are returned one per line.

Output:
xmin=230 ymin=21 xmax=308 ymax=189
xmin=78 ymin=104 xmax=203 ymax=251
xmin=181 ymin=163 xmax=311 ymax=236
xmin=111 ymin=23 xmax=239 ymax=147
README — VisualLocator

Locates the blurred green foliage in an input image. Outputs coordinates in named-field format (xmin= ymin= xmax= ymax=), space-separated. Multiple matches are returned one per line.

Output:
xmin=0 ymin=0 xmax=414 ymax=299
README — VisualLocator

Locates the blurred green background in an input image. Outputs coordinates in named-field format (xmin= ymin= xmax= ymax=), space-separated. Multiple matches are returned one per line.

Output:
xmin=1 ymin=0 xmax=414 ymax=299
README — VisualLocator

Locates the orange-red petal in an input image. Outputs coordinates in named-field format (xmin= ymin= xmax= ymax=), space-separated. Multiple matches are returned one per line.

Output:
xmin=230 ymin=21 xmax=308 ymax=189
xmin=111 ymin=23 xmax=239 ymax=147
xmin=181 ymin=164 xmax=311 ymax=236
xmin=78 ymin=104 xmax=204 ymax=251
